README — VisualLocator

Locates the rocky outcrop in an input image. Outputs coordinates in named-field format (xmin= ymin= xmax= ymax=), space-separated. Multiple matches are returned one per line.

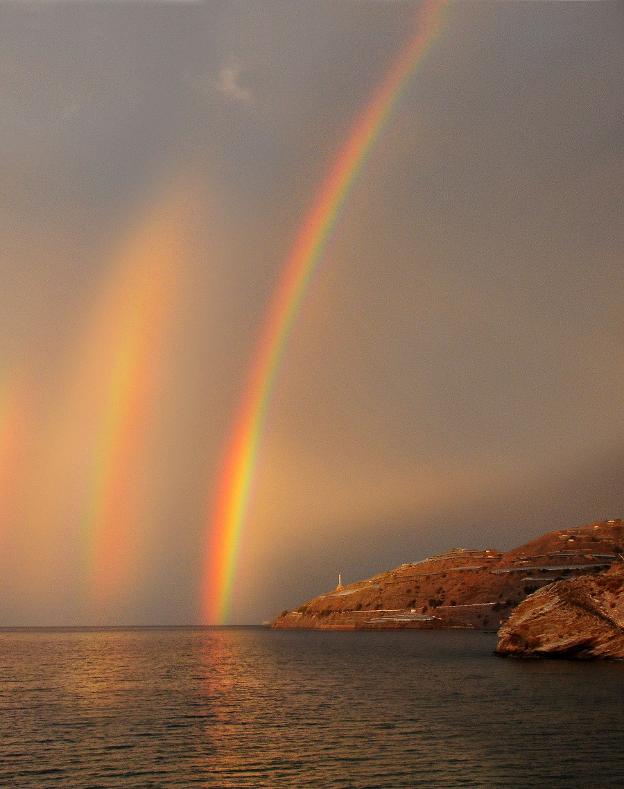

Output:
xmin=273 ymin=519 xmax=624 ymax=631
xmin=496 ymin=564 xmax=624 ymax=659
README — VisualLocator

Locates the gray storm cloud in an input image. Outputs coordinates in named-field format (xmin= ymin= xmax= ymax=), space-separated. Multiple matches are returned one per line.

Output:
xmin=214 ymin=59 xmax=252 ymax=103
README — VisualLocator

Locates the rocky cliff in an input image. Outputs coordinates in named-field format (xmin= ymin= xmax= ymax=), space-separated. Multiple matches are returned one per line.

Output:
xmin=273 ymin=519 xmax=624 ymax=631
xmin=496 ymin=564 xmax=624 ymax=659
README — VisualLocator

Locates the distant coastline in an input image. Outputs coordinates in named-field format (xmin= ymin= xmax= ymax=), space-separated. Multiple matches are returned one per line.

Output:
xmin=273 ymin=519 xmax=624 ymax=659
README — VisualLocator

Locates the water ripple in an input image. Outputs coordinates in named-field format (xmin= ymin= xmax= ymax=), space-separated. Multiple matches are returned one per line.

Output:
xmin=1 ymin=628 xmax=623 ymax=786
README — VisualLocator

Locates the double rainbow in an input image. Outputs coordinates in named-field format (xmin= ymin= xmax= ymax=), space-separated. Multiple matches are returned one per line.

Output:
xmin=203 ymin=0 xmax=448 ymax=623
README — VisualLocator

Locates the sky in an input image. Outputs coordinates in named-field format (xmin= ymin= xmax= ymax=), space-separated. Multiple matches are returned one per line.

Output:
xmin=1 ymin=0 xmax=623 ymax=625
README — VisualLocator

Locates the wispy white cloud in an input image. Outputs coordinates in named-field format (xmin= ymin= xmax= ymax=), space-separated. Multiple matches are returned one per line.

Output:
xmin=214 ymin=59 xmax=251 ymax=104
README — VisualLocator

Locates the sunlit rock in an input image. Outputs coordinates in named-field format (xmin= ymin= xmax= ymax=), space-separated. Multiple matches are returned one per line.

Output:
xmin=496 ymin=564 xmax=624 ymax=659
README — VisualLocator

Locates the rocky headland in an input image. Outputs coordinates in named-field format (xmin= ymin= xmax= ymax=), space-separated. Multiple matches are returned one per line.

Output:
xmin=273 ymin=519 xmax=624 ymax=632
xmin=496 ymin=563 xmax=624 ymax=659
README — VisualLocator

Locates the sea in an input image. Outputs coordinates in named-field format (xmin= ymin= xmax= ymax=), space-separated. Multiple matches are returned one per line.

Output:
xmin=1 ymin=627 xmax=623 ymax=787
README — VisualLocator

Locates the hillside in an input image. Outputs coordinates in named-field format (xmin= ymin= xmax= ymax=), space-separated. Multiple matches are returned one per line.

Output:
xmin=272 ymin=519 xmax=624 ymax=631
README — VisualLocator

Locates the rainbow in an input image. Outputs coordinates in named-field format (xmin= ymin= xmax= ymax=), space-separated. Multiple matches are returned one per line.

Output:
xmin=0 ymin=371 xmax=24 ymax=546
xmin=202 ymin=0 xmax=448 ymax=623
xmin=0 ymin=374 xmax=20 ymax=472
xmin=83 ymin=185 xmax=194 ymax=602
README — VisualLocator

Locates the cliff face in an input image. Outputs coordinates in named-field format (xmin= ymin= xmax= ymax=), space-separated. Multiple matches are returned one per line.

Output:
xmin=273 ymin=519 xmax=624 ymax=631
xmin=496 ymin=565 xmax=624 ymax=659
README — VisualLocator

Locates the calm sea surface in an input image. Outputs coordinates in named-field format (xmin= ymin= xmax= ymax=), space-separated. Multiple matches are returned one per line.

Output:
xmin=1 ymin=627 xmax=623 ymax=787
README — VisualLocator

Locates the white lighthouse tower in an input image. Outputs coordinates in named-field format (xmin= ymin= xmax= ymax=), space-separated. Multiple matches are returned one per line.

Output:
xmin=337 ymin=573 xmax=343 ymax=590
